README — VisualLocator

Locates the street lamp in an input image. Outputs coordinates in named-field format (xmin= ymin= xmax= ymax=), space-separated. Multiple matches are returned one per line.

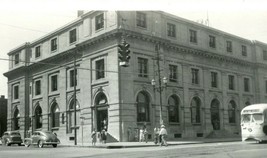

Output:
xmin=151 ymin=77 xmax=168 ymax=125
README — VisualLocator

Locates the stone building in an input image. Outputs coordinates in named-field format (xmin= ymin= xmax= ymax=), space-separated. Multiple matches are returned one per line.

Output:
xmin=0 ymin=95 xmax=7 ymax=136
xmin=4 ymin=11 xmax=267 ymax=144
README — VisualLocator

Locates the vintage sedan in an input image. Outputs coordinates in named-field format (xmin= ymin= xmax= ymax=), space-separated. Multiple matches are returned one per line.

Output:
xmin=24 ymin=131 xmax=60 ymax=148
xmin=1 ymin=131 xmax=23 ymax=146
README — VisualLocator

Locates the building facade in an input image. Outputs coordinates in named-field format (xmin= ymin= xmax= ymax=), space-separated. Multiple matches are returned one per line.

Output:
xmin=0 ymin=95 xmax=7 ymax=136
xmin=4 ymin=11 xmax=267 ymax=144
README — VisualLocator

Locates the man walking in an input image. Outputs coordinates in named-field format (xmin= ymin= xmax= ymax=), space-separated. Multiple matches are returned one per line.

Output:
xmin=159 ymin=125 xmax=168 ymax=146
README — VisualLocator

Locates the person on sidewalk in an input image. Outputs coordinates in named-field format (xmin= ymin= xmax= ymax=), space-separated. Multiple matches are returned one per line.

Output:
xmin=139 ymin=127 xmax=144 ymax=142
xmin=101 ymin=128 xmax=107 ymax=144
xmin=159 ymin=125 xmax=168 ymax=146
xmin=91 ymin=128 xmax=97 ymax=146
xmin=153 ymin=127 xmax=159 ymax=144
xmin=144 ymin=127 xmax=148 ymax=143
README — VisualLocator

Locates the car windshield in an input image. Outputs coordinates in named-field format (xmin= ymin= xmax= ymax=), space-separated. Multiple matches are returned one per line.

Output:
xmin=11 ymin=132 xmax=20 ymax=136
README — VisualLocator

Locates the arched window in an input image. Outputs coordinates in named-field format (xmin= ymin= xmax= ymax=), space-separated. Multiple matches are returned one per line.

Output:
xmin=35 ymin=105 xmax=42 ymax=129
xmin=191 ymin=97 xmax=201 ymax=123
xmin=13 ymin=107 xmax=20 ymax=130
xmin=228 ymin=100 xmax=237 ymax=123
xmin=168 ymin=95 xmax=179 ymax=123
xmin=137 ymin=91 xmax=150 ymax=122
xmin=95 ymin=92 xmax=108 ymax=131
xmin=69 ymin=99 xmax=80 ymax=133
xmin=51 ymin=103 xmax=60 ymax=128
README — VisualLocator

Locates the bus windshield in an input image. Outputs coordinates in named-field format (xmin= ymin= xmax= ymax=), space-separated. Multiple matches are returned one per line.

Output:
xmin=241 ymin=114 xmax=251 ymax=123
xmin=252 ymin=114 xmax=263 ymax=123
xmin=241 ymin=114 xmax=263 ymax=123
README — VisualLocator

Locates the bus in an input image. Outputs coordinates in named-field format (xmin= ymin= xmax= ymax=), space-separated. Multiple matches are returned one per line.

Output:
xmin=241 ymin=104 xmax=267 ymax=143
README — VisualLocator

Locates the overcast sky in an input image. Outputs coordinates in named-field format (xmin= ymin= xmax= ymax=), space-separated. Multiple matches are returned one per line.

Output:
xmin=0 ymin=0 xmax=267 ymax=97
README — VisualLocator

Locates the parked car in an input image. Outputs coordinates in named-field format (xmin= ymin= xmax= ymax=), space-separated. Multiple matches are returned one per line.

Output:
xmin=1 ymin=131 xmax=23 ymax=146
xmin=24 ymin=131 xmax=60 ymax=148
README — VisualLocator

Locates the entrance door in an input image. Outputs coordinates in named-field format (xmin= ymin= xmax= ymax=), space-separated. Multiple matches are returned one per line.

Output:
xmin=97 ymin=108 xmax=108 ymax=132
xmin=211 ymin=99 xmax=220 ymax=130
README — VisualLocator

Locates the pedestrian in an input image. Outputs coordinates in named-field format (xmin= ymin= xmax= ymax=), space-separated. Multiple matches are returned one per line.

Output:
xmin=101 ymin=128 xmax=107 ymax=144
xmin=91 ymin=128 xmax=97 ymax=146
xmin=144 ymin=127 xmax=148 ymax=143
xmin=154 ymin=127 xmax=159 ymax=144
xmin=139 ymin=127 xmax=144 ymax=142
xmin=159 ymin=125 xmax=168 ymax=146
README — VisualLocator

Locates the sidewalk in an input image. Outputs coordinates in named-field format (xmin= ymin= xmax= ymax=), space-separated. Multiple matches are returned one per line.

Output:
xmin=62 ymin=137 xmax=242 ymax=149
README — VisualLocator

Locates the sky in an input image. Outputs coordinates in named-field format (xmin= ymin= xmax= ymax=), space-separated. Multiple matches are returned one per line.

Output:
xmin=0 ymin=0 xmax=267 ymax=97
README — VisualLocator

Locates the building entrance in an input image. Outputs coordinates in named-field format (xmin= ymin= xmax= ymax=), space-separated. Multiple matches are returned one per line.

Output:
xmin=211 ymin=99 xmax=220 ymax=130
xmin=97 ymin=108 xmax=108 ymax=132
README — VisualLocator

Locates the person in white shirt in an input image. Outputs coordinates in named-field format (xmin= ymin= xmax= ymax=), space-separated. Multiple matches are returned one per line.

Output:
xmin=159 ymin=125 xmax=168 ymax=146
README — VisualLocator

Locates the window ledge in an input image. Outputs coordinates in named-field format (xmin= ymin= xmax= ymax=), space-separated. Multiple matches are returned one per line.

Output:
xmin=51 ymin=127 xmax=59 ymax=131
xmin=169 ymin=122 xmax=180 ymax=126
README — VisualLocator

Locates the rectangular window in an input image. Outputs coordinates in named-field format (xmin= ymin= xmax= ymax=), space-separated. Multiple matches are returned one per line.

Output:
xmin=242 ymin=45 xmax=247 ymax=56
xmin=35 ymin=46 xmax=41 ymax=58
xmin=51 ymin=75 xmax=58 ymax=92
xmin=96 ymin=59 xmax=105 ymax=79
xmin=226 ymin=41 xmax=232 ymax=52
xmin=95 ymin=13 xmax=104 ymax=31
xmin=14 ymin=85 xmax=19 ymax=100
xmin=169 ymin=65 xmax=177 ymax=82
xmin=14 ymin=54 xmax=19 ymax=65
xmin=244 ymin=78 xmax=250 ymax=92
xmin=136 ymin=12 xmax=146 ymax=28
xmin=69 ymin=29 xmax=77 ymax=44
xmin=229 ymin=75 xmax=235 ymax=90
xmin=209 ymin=35 xmax=216 ymax=48
xmin=191 ymin=68 xmax=199 ymax=84
xmin=70 ymin=69 xmax=77 ymax=87
xmin=211 ymin=72 xmax=218 ymax=88
xmin=51 ymin=38 xmax=57 ymax=51
xmin=263 ymin=50 xmax=267 ymax=60
xmin=35 ymin=80 xmax=41 ymax=95
xmin=265 ymin=80 xmax=267 ymax=93
xmin=167 ymin=23 xmax=176 ymax=38
xmin=190 ymin=29 xmax=197 ymax=43
xmin=138 ymin=58 xmax=148 ymax=77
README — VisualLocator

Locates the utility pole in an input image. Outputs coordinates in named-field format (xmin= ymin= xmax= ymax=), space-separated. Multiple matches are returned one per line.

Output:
xmin=74 ymin=51 xmax=77 ymax=145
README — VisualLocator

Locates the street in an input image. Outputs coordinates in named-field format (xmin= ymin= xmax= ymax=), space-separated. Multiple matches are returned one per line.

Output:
xmin=0 ymin=141 xmax=267 ymax=158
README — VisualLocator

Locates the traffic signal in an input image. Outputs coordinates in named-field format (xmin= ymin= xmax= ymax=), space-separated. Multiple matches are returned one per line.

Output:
xmin=118 ymin=39 xmax=131 ymax=67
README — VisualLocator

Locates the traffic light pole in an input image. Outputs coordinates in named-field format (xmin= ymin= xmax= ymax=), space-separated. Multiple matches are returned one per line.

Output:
xmin=156 ymin=44 xmax=163 ymax=126
xmin=74 ymin=51 xmax=77 ymax=145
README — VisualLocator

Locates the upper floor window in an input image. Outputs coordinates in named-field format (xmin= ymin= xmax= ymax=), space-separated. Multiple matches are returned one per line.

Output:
xmin=189 ymin=29 xmax=197 ymax=43
xmin=51 ymin=38 xmax=57 ymax=52
xmin=95 ymin=13 xmax=104 ymax=31
xmin=191 ymin=68 xmax=199 ymax=84
xmin=136 ymin=12 xmax=146 ymax=28
xmin=14 ymin=53 xmax=20 ymax=65
xmin=69 ymin=29 xmax=77 ymax=44
xmin=138 ymin=57 xmax=148 ymax=78
xmin=211 ymin=72 xmax=218 ymax=88
xmin=229 ymin=75 xmax=235 ymax=90
xmin=35 ymin=46 xmax=41 ymax=58
xmin=51 ymin=75 xmax=58 ymax=92
xmin=226 ymin=41 xmax=232 ymax=52
xmin=169 ymin=64 xmax=177 ymax=82
xmin=13 ymin=85 xmax=19 ymax=100
xmin=96 ymin=59 xmax=105 ymax=79
xmin=263 ymin=50 xmax=267 ymax=60
xmin=242 ymin=45 xmax=247 ymax=56
xmin=209 ymin=35 xmax=216 ymax=48
xmin=35 ymin=80 xmax=41 ymax=96
xmin=244 ymin=78 xmax=250 ymax=92
xmin=167 ymin=23 xmax=176 ymax=38
xmin=70 ymin=69 xmax=77 ymax=87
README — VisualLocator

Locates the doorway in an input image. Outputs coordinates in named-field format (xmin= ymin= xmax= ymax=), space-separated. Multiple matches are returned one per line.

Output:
xmin=211 ymin=99 xmax=220 ymax=130
xmin=97 ymin=108 xmax=108 ymax=132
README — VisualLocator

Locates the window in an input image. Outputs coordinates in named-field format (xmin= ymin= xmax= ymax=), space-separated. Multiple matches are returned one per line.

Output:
xmin=13 ymin=107 xmax=20 ymax=130
xmin=35 ymin=46 xmax=41 ymax=58
xmin=228 ymin=100 xmax=236 ymax=123
xmin=265 ymin=80 xmax=267 ymax=93
xmin=14 ymin=54 xmax=19 ymax=65
xmin=96 ymin=59 xmax=105 ymax=79
xmin=191 ymin=97 xmax=201 ymax=124
xmin=242 ymin=45 xmax=247 ymax=56
xmin=211 ymin=72 xmax=218 ymax=88
xmin=229 ymin=75 xmax=235 ymax=90
xmin=70 ymin=69 xmax=77 ymax=87
xmin=13 ymin=85 xmax=19 ymax=100
xmin=95 ymin=13 xmax=104 ymax=30
xmin=138 ymin=57 xmax=148 ymax=77
xmin=263 ymin=50 xmax=267 ymax=60
xmin=244 ymin=78 xmax=250 ymax=92
xmin=169 ymin=65 xmax=177 ymax=82
xmin=167 ymin=23 xmax=176 ymax=37
xmin=226 ymin=41 xmax=232 ymax=52
xmin=136 ymin=12 xmax=146 ymax=28
xmin=189 ymin=29 xmax=197 ymax=43
xmin=51 ymin=103 xmax=60 ymax=128
xmin=168 ymin=95 xmax=179 ymax=123
xmin=51 ymin=75 xmax=58 ymax=92
xmin=35 ymin=80 xmax=41 ymax=95
xmin=68 ymin=99 xmax=80 ymax=133
xmin=35 ymin=104 xmax=42 ymax=129
xmin=137 ymin=91 xmax=150 ymax=122
xmin=69 ymin=29 xmax=77 ymax=44
xmin=209 ymin=35 xmax=216 ymax=48
xmin=51 ymin=38 xmax=57 ymax=51
xmin=191 ymin=68 xmax=199 ymax=84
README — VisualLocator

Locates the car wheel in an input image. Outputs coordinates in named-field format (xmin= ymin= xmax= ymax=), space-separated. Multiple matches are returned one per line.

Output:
xmin=18 ymin=143 xmax=21 ymax=146
xmin=52 ymin=144 xmax=57 ymax=148
xmin=5 ymin=140 xmax=10 ymax=146
xmin=24 ymin=140 xmax=30 ymax=147
xmin=38 ymin=140 xmax=44 ymax=148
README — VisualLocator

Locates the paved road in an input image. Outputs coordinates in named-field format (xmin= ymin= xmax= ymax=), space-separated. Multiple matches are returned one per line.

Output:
xmin=0 ymin=141 xmax=267 ymax=158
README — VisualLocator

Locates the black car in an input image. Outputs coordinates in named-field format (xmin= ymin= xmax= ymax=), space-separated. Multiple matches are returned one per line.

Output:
xmin=24 ymin=131 xmax=60 ymax=148
xmin=1 ymin=131 xmax=23 ymax=146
